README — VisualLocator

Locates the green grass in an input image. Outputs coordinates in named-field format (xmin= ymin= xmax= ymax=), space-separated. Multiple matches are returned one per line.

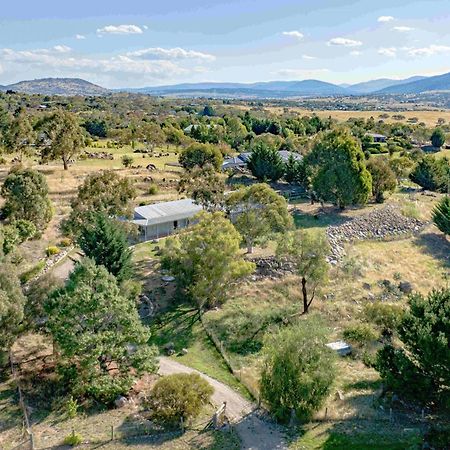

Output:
xmin=149 ymin=305 xmax=251 ymax=400
xmin=132 ymin=240 xmax=158 ymax=265
xmin=293 ymin=210 xmax=348 ymax=231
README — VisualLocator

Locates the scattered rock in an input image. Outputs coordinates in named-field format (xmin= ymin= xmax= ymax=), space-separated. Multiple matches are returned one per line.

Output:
xmin=115 ymin=396 xmax=128 ymax=408
xmin=362 ymin=282 xmax=372 ymax=290
xmin=146 ymin=163 xmax=157 ymax=171
xmin=398 ymin=281 xmax=413 ymax=294
xmin=326 ymin=341 xmax=352 ymax=356
xmin=335 ymin=390 xmax=345 ymax=401
xmin=180 ymin=348 xmax=188 ymax=355
xmin=163 ymin=342 xmax=175 ymax=356
xmin=161 ymin=275 xmax=175 ymax=282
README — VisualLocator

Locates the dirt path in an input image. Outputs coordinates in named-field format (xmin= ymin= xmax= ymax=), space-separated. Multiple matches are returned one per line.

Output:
xmin=158 ymin=357 xmax=287 ymax=450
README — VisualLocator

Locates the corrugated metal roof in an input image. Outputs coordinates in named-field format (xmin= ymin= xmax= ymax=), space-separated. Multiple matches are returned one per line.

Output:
xmin=134 ymin=199 xmax=203 ymax=226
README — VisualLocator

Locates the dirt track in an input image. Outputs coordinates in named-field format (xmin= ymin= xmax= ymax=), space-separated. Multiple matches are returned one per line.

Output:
xmin=158 ymin=357 xmax=287 ymax=450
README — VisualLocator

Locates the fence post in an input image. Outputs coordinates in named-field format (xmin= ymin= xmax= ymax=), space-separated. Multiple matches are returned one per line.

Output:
xmin=180 ymin=416 xmax=185 ymax=434
xmin=111 ymin=425 xmax=114 ymax=441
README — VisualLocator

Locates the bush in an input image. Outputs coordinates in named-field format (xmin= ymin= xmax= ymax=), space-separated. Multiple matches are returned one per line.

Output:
xmin=65 ymin=396 xmax=79 ymax=419
xmin=410 ymin=156 xmax=449 ymax=192
xmin=46 ymin=246 xmax=61 ymax=257
xmin=260 ymin=318 xmax=335 ymax=423
xmin=343 ymin=323 xmax=379 ymax=346
xmin=63 ymin=431 xmax=83 ymax=446
xmin=148 ymin=373 xmax=213 ymax=426
xmin=59 ymin=237 xmax=72 ymax=247
xmin=364 ymin=302 xmax=405 ymax=333
xmin=121 ymin=154 xmax=134 ymax=168
xmin=20 ymin=260 xmax=45 ymax=284
xmin=401 ymin=201 xmax=421 ymax=219
xmin=432 ymin=196 xmax=450 ymax=236
xmin=148 ymin=183 xmax=159 ymax=195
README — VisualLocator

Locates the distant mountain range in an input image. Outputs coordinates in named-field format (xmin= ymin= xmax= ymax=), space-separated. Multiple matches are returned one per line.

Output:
xmin=1 ymin=71 xmax=450 ymax=98
xmin=0 ymin=78 xmax=109 ymax=96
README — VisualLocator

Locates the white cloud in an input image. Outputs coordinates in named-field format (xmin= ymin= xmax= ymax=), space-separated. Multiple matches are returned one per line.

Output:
xmin=53 ymin=45 xmax=71 ymax=53
xmin=328 ymin=37 xmax=362 ymax=47
xmin=97 ymin=24 xmax=143 ymax=35
xmin=302 ymin=54 xmax=317 ymax=60
xmin=282 ymin=31 xmax=304 ymax=40
xmin=350 ymin=50 xmax=362 ymax=56
xmin=378 ymin=47 xmax=397 ymax=57
xmin=378 ymin=16 xmax=394 ymax=23
xmin=393 ymin=26 xmax=414 ymax=32
xmin=75 ymin=34 xmax=86 ymax=40
xmin=128 ymin=47 xmax=215 ymax=61
xmin=408 ymin=45 xmax=450 ymax=57
xmin=273 ymin=68 xmax=330 ymax=78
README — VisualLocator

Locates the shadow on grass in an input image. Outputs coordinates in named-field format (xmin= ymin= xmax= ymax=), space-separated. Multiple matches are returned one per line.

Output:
xmin=414 ymin=232 xmax=450 ymax=268
xmin=292 ymin=208 xmax=352 ymax=230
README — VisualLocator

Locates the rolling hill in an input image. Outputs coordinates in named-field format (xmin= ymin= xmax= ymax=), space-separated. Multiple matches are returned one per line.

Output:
xmin=377 ymin=72 xmax=450 ymax=94
xmin=349 ymin=76 xmax=427 ymax=94
xmin=0 ymin=78 xmax=110 ymax=96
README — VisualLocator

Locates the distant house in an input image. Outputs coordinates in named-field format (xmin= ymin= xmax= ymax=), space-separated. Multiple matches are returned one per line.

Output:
xmin=222 ymin=150 xmax=302 ymax=171
xmin=366 ymin=133 xmax=387 ymax=143
xmin=131 ymin=199 xmax=202 ymax=241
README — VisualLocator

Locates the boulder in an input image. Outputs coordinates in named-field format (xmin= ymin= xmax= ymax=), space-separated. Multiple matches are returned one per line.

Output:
xmin=115 ymin=396 xmax=127 ymax=408
xmin=398 ymin=281 xmax=413 ymax=294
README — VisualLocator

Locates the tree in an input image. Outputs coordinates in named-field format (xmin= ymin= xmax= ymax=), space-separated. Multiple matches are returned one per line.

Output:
xmin=247 ymin=141 xmax=284 ymax=182
xmin=45 ymin=259 xmax=157 ymax=403
xmin=201 ymin=105 xmax=215 ymax=117
xmin=0 ymin=263 xmax=26 ymax=367
xmin=121 ymin=154 xmax=134 ymax=168
xmin=178 ymin=164 xmax=225 ymax=212
xmin=284 ymin=154 xmax=306 ymax=184
xmin=366 ymin=157 xmax=397 ymax=203
xmin=142 ymin=122 xmax=166 ymax=153
xmin=306 ymin=129 xmax=372 ymax=208
xmin=77 ymin=213 xmax=133 ymax=282
xmin=432 ymin=196 xmax=450 ymax=235
xmin=3 ymin=109 xmax=35 ymax=161
xmin=160 ymin=212 xmax=254 ymax=310
xmin=39 ymin=109 xmax=85 ymax=170
xmin=276 ymin=230 xmax=329 ymax=314
xmin=431 ymin=128 xmax=446 ymax=148
xmin=64 ymin=170 xmax=136 ymax=235
xmin=410 ymin=156 xmax=450 ymax=193
xmin=376 ymin=288 xmax=450 ymax=407
xmin=179 ymin=143 xmax=223 ymax=171
xmin=148 ymin=373 xmax=213 ymax=426
xmin=1 ymin=166 xmax=53 ymax=231
xmin=226 ymin=184 xmax=293 ymax=254
xmin=82 ymin=118 xmax=108 ymax=138
xmin=260 ymin=319 xmax=335 ymax=423
xmin=0 ymin=220 xmax=36 ymax=255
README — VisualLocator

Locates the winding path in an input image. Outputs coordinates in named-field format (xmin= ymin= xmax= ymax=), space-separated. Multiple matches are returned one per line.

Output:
xmin=158 ymin=357 xmax=287 ymax=450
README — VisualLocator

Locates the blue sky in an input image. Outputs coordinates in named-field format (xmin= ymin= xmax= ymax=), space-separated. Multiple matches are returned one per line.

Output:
xmin=1 ymin=0 xmax=449 ymax=88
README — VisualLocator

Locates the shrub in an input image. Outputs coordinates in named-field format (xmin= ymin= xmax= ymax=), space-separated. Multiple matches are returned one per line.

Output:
xmin=364 ymin=302 xmax=405 ymax=333
xmin=63 ymin=431 xmax=83 ymax=446
xmin=148 ymin=373 xmax=213 ymax=426
xmin=410 ymin=156 xmax=449 ymax=192
xmin=13 ymin=219 xmax=37 ymax=241
xmin=401 ymin=201 xmax=421 ymax=220
xmin=260 ymin=318 xmax=336 ymax=423
xmin=121 ymin=154 xmax=134 ymax=168
xmin=343 ymin=323 xmax=379 ymax=346
xmin=432 ymin=196 xmax=450 ymax=236
xmin=46 ymin=246 xmax=61 ymax=257
xmin=20 ymin=260 xmax=45 ymax=284
xmin=148 ymin=183 xmax=159 ymax=195
xmin=65 ymin=396 xmax=79 ymax=419
xmin=59 ymin=237 xmax=72 ymax=247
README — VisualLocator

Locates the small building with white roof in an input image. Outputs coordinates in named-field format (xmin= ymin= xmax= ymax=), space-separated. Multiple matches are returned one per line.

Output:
xmin=132 ymin=198 xmax=203 ymax=241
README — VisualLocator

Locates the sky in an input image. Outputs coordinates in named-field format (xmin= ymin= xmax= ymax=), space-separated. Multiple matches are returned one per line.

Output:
xmin=0 ymin=0 xmax=450 ymax=88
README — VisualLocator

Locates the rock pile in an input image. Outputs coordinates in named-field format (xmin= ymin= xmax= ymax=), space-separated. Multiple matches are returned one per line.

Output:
xmin=249 ymin=256 xmax=296 ymax=280
xmin=84 ymin=151 xmax=114 ymax=160
xmin=327 ymin=205 xmax=426 ymax=263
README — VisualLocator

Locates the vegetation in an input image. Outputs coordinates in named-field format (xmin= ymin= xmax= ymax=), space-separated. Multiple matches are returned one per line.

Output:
xmin=276 ymin=230 xmax=329 ymax=314
xmin=432 ymin=196 xmax=450 ymax=235
xmin=247 ymin=141 xmax=285 ymax=182
xmin=45 ymin=259 xmax=157 ymax=403
xmin=260 ymin=318 xmax=335 ymax=422
xmin=366 ymin=157 xmax=397 ymax=203
xmin=306 ymin=129 xmax=372 ymax=208
xmin=1 ymin=166 xmax=53 ymax=230
xmin=376 ymin=288 xmax=450 ymax=407
xmin=410 ymin=155 xmax=450 ymax=192
xmin=226 ymin=183 xmax=293 ymax=253
xmin=179 ymin=142 xmax=223 ymax=171
xmin=160 ymin=212 xmax=254 ymax=309
xmin=77 ymin=213 xmax=133 ymax=282
xmin=431 ymin=127 xmax=446 ymax=148
xmin=148 ymin=373 xmax=214 ymax=426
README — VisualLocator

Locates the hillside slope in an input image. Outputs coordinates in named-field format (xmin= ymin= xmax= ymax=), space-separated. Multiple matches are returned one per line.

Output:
xmin=378 ymin=72 xmax=450 ymax=94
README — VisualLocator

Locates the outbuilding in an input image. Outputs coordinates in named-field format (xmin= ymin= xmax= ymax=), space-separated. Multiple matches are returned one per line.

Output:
xmin=132 ymin=199 xmax=202 ymax=241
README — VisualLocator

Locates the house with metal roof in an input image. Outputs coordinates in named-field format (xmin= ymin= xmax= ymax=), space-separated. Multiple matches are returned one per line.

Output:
xmin=132 ymin=198 xmax=203 ymax=241
xmin=221 ymin=150 xmax=302 ymax=171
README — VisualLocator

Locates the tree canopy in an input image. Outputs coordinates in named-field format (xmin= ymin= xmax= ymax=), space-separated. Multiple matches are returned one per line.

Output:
xmin=160 ymin=212 xmax=254 ymax=309
xmin=77 ymin=213 xmax=133 ymax=282
xmin=306 ymin=129 xmax=372 ymax=208
xmin=431 ymin=128 xmax=446 ymax=148
xmin=247 ymin=141 xmax=285 ymax=182
xmin=366 ymin=157 xmax=397 ymax=203
xmin=179 ymin=143 xmax=223 ymax=171
xmin=432 ymin=196 xmax=450 ymax=236
xmin=45 ymin=259 xmax=157 ymax=403
xmin=1 ymin=166 xmax=53 ymax=230
xmin=260 ymin=318 xmax=335 ymax=422
xmin=226 ymin=183 xmax=293 ymax=253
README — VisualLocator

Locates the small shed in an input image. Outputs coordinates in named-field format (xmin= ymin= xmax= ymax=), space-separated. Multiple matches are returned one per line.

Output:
xmin=366 ymin=133 xmax=387 ymax=143
xmin=132 ymin=199 xmax=203 ymax=241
